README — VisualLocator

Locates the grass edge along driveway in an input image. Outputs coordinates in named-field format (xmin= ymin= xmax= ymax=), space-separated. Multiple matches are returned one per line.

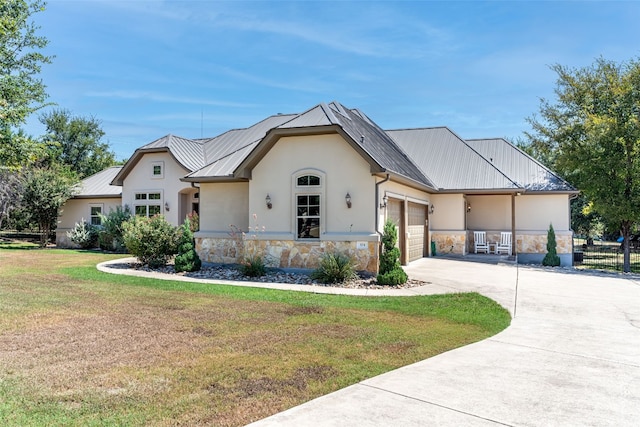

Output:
xmin=0 ymin=247 xmax=511 ymax=426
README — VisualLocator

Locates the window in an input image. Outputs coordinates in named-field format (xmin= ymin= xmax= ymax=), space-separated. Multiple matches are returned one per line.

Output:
xmin=89 ymin=205 xmax=102 ymax=226
xmin=295 ymin=172 xmax=322 ymax=239
xmin=297 ymin=175 xmax=320 ymax=187
xmin=134 ymin=192 xmax=162 ymax=217
xmin=151 ymin=162 xmax=164 ymax=179
xmin=297 ymin=195 xmax=320 ymax=238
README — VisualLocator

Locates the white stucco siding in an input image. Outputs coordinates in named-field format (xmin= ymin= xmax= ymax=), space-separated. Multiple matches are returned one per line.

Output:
xmin=516 ymin=194 xmax=570 ymax=231
xmin=198 ymin=182 xmax=249 ymax=233
xmin=429 ymin=194 xmax=466 ymax=231
xmin=121 ymin=152 xmax=192 ymax=226
xmin=250 ymin=133 xmax=376 ymax=237
xmin=466 ymin=195 xmax=511 ymax=231
xmin=58 ymin=197 xmax=122 ymax=229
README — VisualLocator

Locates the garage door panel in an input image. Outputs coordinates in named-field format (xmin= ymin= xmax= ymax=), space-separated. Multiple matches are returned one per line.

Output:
xmin=408 ymin=203 xmax=426 ymax=261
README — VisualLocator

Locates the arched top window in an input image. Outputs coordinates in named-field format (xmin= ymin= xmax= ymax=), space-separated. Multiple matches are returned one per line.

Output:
xmin=297 ymin=174 xmax=320 ymax=187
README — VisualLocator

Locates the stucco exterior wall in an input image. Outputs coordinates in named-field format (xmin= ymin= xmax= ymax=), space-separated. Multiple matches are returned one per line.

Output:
xmin=429 ymin=194 xmax=466 ymax=231
xmin=56 ymin=197 xmax=121 ymax=247
xmin=249 ymin=133 xmax=376 ymax=238
xmin=516 ymin=194 xmax=570 ymax=231
xmin=197 ymin=182 xmax=249 ymax=233
xmin=466 ymin=195 xmax=511 ymax=231
xmin=122 ymin=152 xmax=193 ymax=226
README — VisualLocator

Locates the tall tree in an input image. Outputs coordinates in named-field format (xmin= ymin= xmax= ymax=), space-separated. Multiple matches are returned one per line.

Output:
xmin=21 ymin=165 xmax=76 ymax=246
xmin=0 ymin=0 xmax=53 ymax=167
xmin=527 ymin=57 xmax=640 ymax=272
xmin=40 ymin=109 xmax=116 ymax=177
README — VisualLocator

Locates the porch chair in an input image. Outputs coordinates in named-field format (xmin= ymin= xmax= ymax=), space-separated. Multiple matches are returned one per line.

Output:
xmin=474 ymin=231 xmax=490 ymax=254
xmin=496 ymin=232 xmax=512 ymax=255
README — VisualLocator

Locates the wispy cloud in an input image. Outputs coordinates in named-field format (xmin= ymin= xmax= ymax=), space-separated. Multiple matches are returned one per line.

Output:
xmin=85 ymin=91 xmax=256 ymax=108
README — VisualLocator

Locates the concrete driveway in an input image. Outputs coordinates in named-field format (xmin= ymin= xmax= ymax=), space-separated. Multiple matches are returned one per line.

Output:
xmin=250 ymin=258 xmax=640 ymax=426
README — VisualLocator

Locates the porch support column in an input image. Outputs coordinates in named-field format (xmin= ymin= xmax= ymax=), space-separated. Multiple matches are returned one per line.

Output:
xmin=511 ymin=193 xmax=516 ymax=260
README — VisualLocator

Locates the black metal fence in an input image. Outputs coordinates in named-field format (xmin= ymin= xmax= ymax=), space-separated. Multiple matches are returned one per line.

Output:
xmin=574 ymin=244 xmax=640 ymax=273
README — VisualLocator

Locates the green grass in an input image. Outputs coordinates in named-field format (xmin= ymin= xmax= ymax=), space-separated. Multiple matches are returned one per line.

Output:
xmin=0 ymin=247 xmax=511 ymax=426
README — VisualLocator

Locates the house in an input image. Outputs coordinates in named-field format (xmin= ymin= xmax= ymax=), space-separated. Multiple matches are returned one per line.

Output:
xmin=57 ymin=101 xmax=578 ymax=268
xmin=56 ymin=165 xmax=123 ymax=248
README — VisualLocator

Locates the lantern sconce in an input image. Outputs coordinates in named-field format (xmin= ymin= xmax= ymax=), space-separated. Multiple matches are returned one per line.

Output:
xmin=164 ymin=202 xmax=170 ymax=212
xmin=265 ymin=194 xmax=272 ymax=209
xmin=379 ymin=194 xmax=388 ymax=209
xmin=466 ymin=203 xmax=471 ymax=213
xmin=345 ymin=192 xmax=352 ymax=208
xmin=429 ymin=204 xmax=435 ymax=215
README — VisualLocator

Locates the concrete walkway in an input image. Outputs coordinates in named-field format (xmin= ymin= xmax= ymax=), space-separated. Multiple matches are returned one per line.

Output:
xmin=99 ymin=258 xmax=640 ymax=425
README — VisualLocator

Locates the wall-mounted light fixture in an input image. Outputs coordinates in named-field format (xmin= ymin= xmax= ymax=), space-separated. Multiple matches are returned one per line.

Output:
xmin=265 ymin=194 xmax=272 ymax=209
xmin=345 ymin=192 xmax=352 ymax=208
xmin=466 ymin=203 xmax=471 ymax=213
xmin=164 ymin=202 xmax=170 ymax=212
xmin=379 ymin=194 xmax=388 ymax=209
xmin=429 ymin=204 xmax=435 ymax=215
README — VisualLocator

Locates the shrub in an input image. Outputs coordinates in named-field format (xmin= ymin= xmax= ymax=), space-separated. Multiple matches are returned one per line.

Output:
xmin=238 ymin=254 xmax=267 ymax=277
xmin=311 ymin=252 xmax=358 ymax=284
xmin=174 ymin=218 xmax=202 ymax=272
xmin=122 ymin=215 xmax=180 ymax=268
xmin=542 ymin=223 xmax=561 ymax=267
xmin=377 ymin=268 xmax=409 ymax=286
xmin=98 ymin=206 xmax=132 ymax=252
xmin=377 ymin=219 xmax=408 ymax=286
xmin=67 ymin=219 xmax=99 ymax=249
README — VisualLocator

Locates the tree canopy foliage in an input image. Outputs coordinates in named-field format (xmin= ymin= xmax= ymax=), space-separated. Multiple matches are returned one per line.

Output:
xmin=21 ymin=165 xmax=77 ymax=245
xmin=40 ymin=109 xmax=116 ymax=177
xmin=526 ymin=57 xmax=640 ymax=271
xmin=0 ymin=0 xmax=53 ymax=167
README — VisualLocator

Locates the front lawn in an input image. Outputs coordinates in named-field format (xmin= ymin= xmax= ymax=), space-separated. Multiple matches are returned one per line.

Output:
xmin=0 ymin=247 xmax=510 ymax=426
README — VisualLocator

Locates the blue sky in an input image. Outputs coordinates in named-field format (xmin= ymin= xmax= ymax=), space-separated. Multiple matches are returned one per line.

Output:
xmin=26 ymin=0 xmax=640 ymax=161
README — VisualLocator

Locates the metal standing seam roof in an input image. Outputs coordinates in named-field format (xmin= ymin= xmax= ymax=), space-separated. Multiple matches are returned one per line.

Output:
xmin=466 ymin=138 xmax=577 ymax=192
xmin=386 ymin=128 xmax=521 ymax=191
xmin=138 ymin=134 xmax=206 ymax=171
xmin=74 ymin=166 xmax=122 ymax=197
xmin=265 ymin=102 xmax=435 ymax=188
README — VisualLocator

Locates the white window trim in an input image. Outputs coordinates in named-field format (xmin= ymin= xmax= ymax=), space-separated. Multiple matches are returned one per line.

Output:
xmin=133 ymin=190 xmax=163 ymax=217
xmin=89 ymin=203 xmax=103 ymax=226
xmin=292 ymin=169 xmax=326 ymax=240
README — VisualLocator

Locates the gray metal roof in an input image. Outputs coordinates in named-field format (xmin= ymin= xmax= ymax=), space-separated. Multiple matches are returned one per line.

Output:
xmin=140 ymin=134 xmax=205 ymax=171
xmin=74 ymin=166 xmax=122 ymax=197
xmin=269 ymin=102 xmax=434 ymax=188
xmin=387 ymin=128 xmax=521 ymax=191
xmin=466 ymin=138 xmax=577 ymax=192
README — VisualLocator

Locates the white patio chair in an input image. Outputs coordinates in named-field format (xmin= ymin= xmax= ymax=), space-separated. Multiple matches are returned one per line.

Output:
xmin=496 ymin=232 xmax=512 ymax=255
xmin=474 ymin=231 xmax=489 ymax=254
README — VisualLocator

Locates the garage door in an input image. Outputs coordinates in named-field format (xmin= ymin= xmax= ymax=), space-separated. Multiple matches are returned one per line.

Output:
xmin=408 ymin=202 xmax=426 ymax=262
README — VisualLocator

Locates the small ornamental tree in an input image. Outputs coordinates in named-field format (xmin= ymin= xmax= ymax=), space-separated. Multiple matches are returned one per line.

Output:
xmin=174 ymin=218 xmax=201 ymax=273
xmin=542 ymin=223 xmax=561 ymax=267
xmin=377 ymin=219 xmax=408 ymax=286
xmin=122 ymin=215 xmax=180 ymax=268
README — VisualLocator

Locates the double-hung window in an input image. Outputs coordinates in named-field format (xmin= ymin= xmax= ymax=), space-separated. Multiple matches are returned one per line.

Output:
xmin=296 ymin=174 xmax=322 ymax=239
xmin=134 ymin=192 xmax=162 ymax=217
xmin=89 ymin=205 xmax=103 ymax=226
